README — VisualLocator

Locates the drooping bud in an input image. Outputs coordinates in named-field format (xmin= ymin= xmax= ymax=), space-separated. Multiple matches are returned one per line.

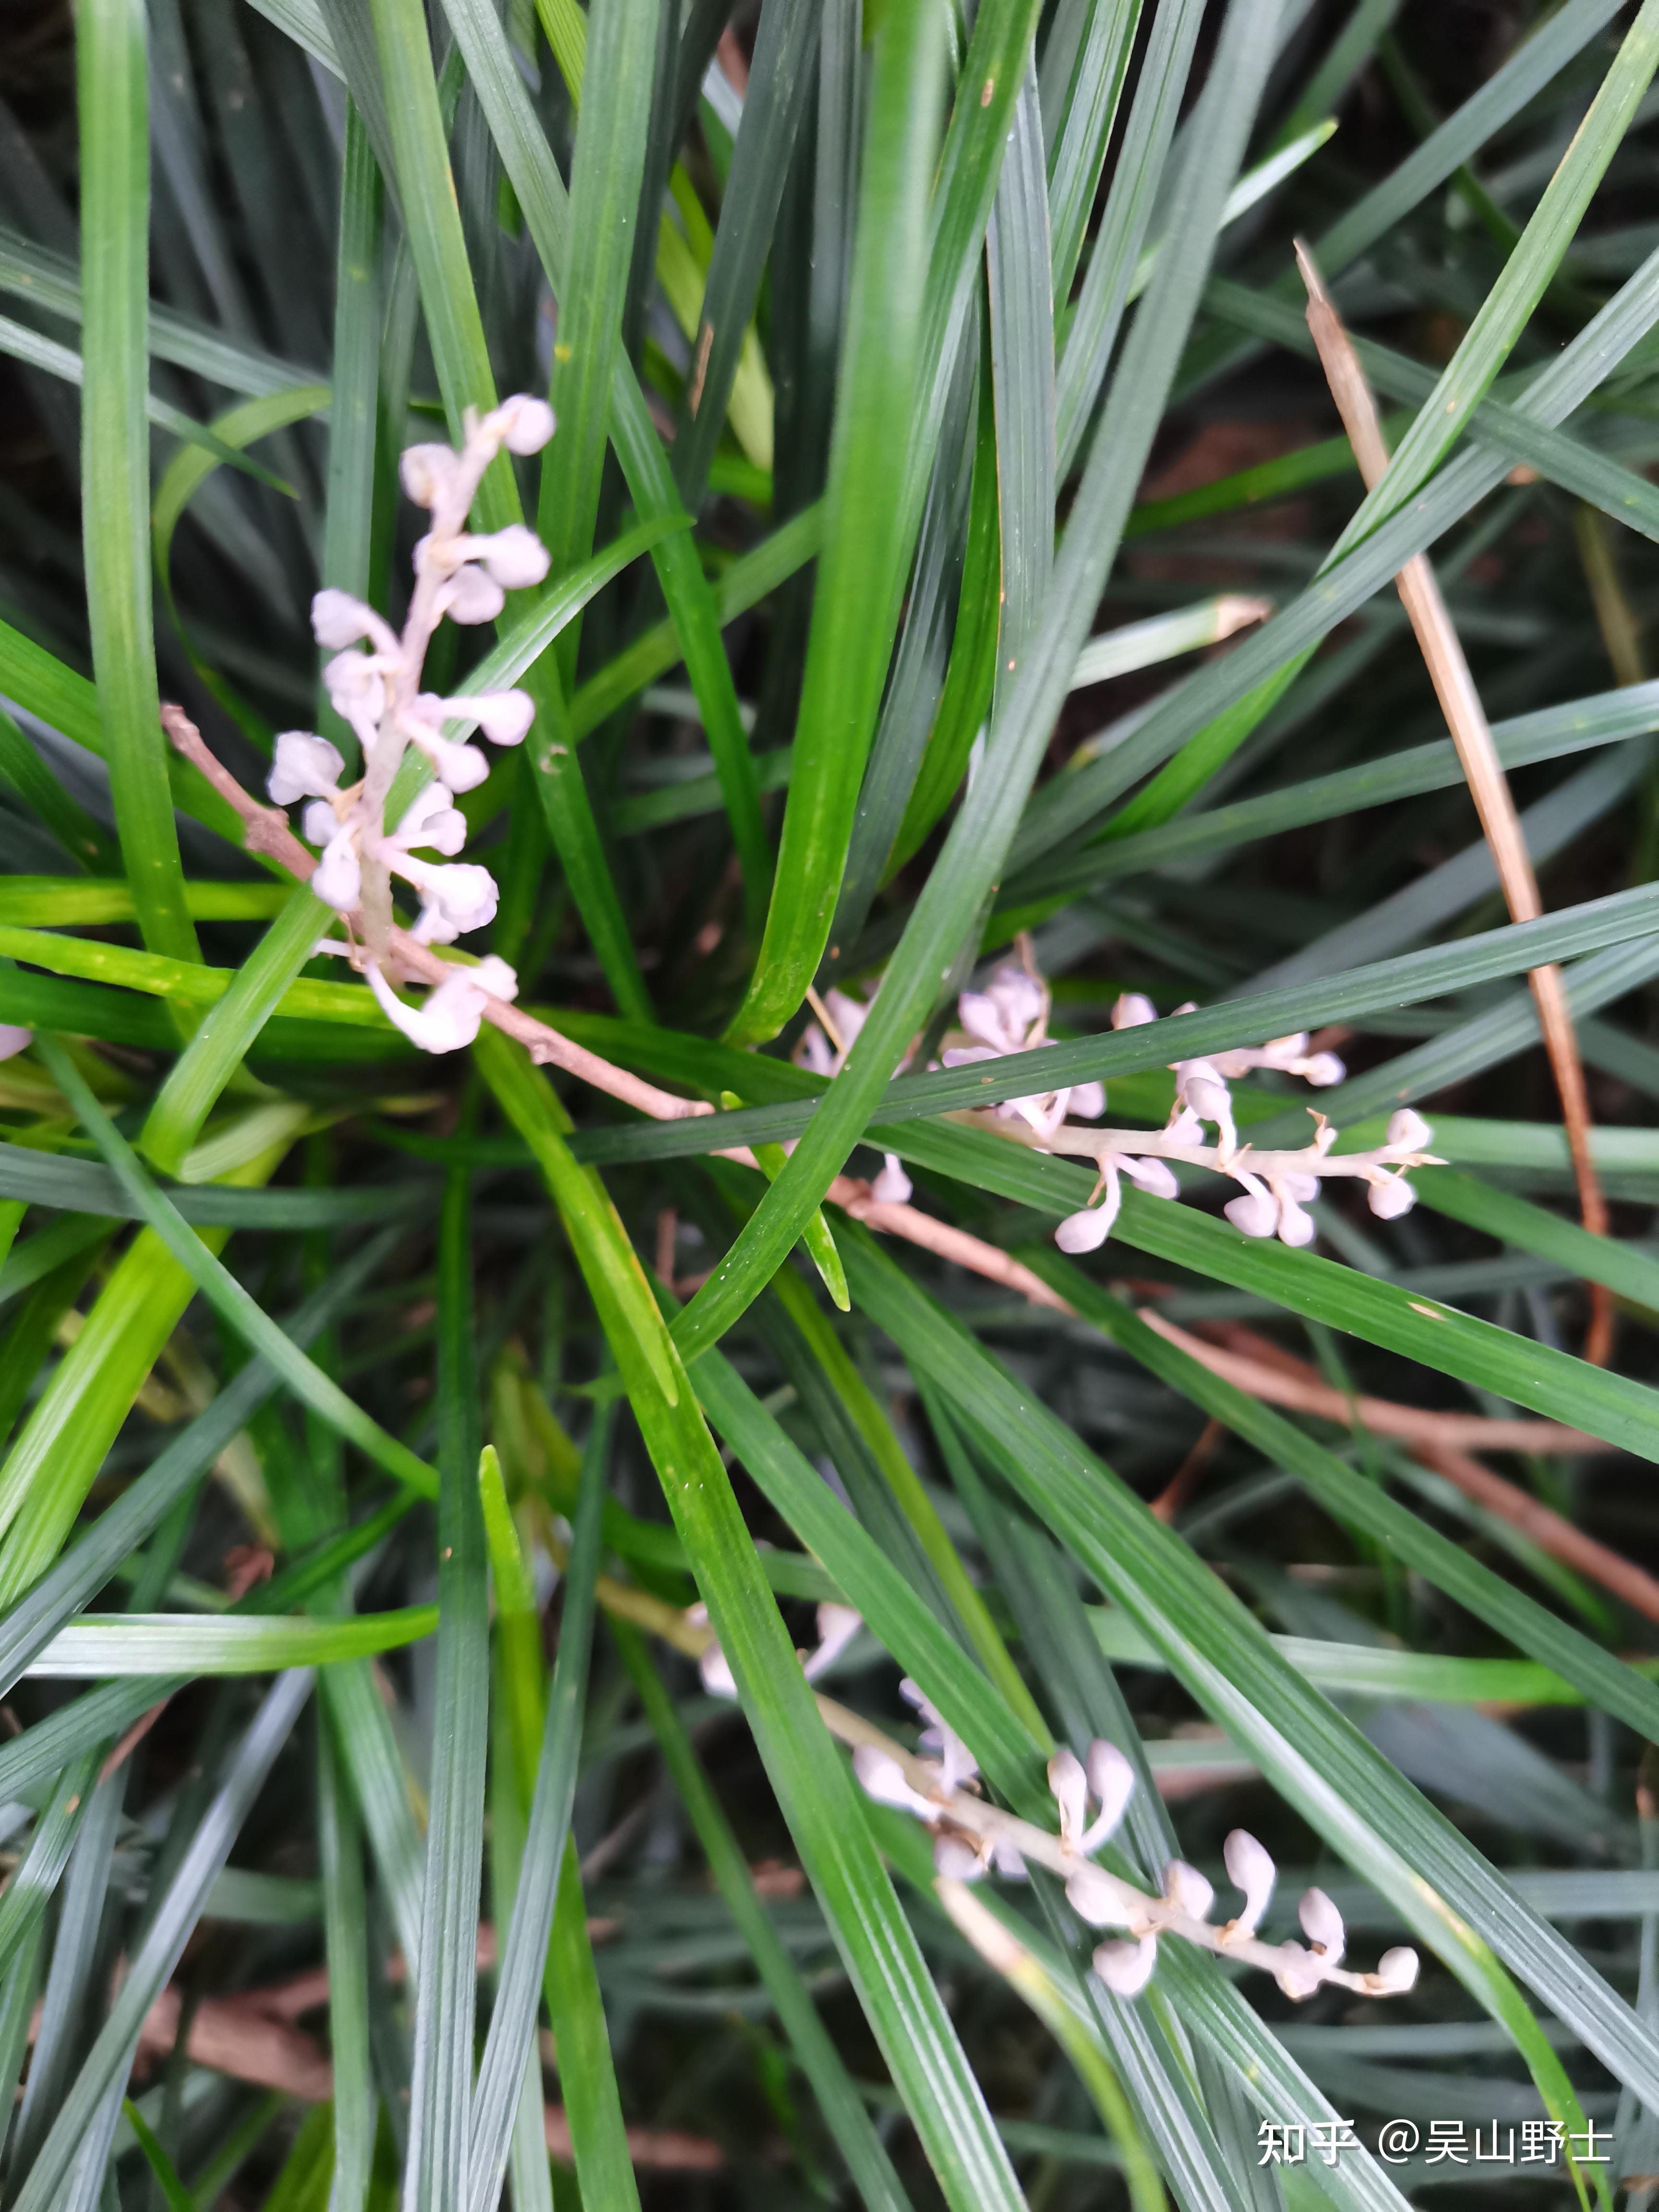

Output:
xmin=1367 ymin=1174 xmax=1417 ymax=1220
xmin=492 ymin=394 xmax=556 ymax=454
xmin=1069 ymin=1080 xmax=1106 ymax=1120
xmin=801 ymin=1603 xmax=862 ymax=1681
xmin=1082 ymin=1741 xmax=1135 ymax=1850
xmin=467 ymin=524 xmax=552 ymax=591
xmin=1223 ymin=1829 xmax=1275 ymax=1936
xmin=1065 ymin=1863 xmax=1134 ymax=1928
xmin=934 ymin=1834 xmax=988 ymax=1881
xmin=871 ymin=1154 xmax=914 ymax=1204
xmin=1121 ymin=1155 xmax=1178 ymax=1200
xmin=444 ymin=565 xmax=507 ymax=625
xmin=1385 ymin=1107 xmax=1433 ymax=1153
xmin=1301 ymin=1051 xmax=1345 ymax=1086
xmin=1373 ymin=1946 xmax=1420 ymax=1994
xmin=1163 ymin=1860 xmax=1214 ymax=1921
xmin=1224 ymin=1175 xmax=1279 ymax=1239
xmin=852 ymin=1743 xmax=938 ymax=1820
xmin=1298 ymin=1887 xmax=1346 ymax=1964
xmin=311 ymin=588 xmax=381 ymax=650
xmin=1047 ymin=1749 xmax=1089 ymax=1848
xmin=1273 ymin=1940 xmax=1328 ymax=2001
xmin=1111 ymin=992 xmax=1158 ymax=1029
xmin=1094 ymin=1935 xmax=1158 ymax=1996
xmin=400 ymin=443 xmax=462 ymax=509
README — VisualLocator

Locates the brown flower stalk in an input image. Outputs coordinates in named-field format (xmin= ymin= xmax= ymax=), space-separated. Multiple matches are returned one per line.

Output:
xmin=1294 ymin=244 xmax=1613 ymax=1364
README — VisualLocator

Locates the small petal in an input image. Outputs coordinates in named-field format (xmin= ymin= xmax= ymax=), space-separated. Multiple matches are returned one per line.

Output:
xmin=698 ymin=1640 xmax=738 ymax=1698
xmin=1094 ymin=1935 xmax=1158 ymax=1996
xmin=301 ymin=800 xmax=337 ymax=849
xmin=444 ymin=689 xmax=535 ymax=746
xmin=1184 ymin=1073 xmax=1234 ymax=1142
xmin=1224 ymin=1177 xmax=1279 ymax=1239
xmin=1163 ymin=1860 xmax=1214 ymax=1921
xmin=1056 ymin=1204 xmax=1112 ymax=1254
xmin=365 ymin=961 xmax=488 ymax=1056
xmin=311 ymin=826 xmax=362 ymax=912
xmin=851 ymin=1743 xmax=937 ymax=1820
xmin=323 ymin=651 xmax=385 ymax=743
xmin=407 ymin=722 xmax=492 ymax=793
xmin=1048 ymin=1749 xmax=1089 ymax=1846
xmin=1111 ymin=992 xmax=1158 ymax=1030
xmin=801 ymin=1602 xmax=862 ymax=1681
xmin=1069 ymin=1080 xmax=1106 ymax=1120
xmin=1081 ymin=1741 xmax=1135 ymax=1851
xmin=1385 ymin=1107 xmax=1433 ymax=1153
xmin=1275 ymin=1193 xmax=1317 ymax=1248
xmin=470 ymin=956 xmax=520 ymax=1003
xmin=871 ymin=1154 xmax=913 ymax=1205
xmin=400 ymin=442 xmax=462 ymax=508
xmin=934 ymin=1835 xmax=987 ymax=1881
xmin=958 ymin=990 xmax=1018 ymax=1052
xmin=1300 ymin=1051 xmax=1345 ymax=1086
xmin=1223 ymin=1829 xmax=1275 ymax=1935
xmin=1374 ymin=1946 xmax=1420 ymax=1994
xmin=1273 ymin=1940 xmax=1329 ymax=2001
xmin=986 ymin=965 xmax=1044 ymax=1036
xmin=1065 ymin=1863 xmax=1134 ymax=1928
xmin=990 ymin=1834 xmax=1029 ymax=1880
xmin=444 ymin=564 xmax=506 ymax=625
xmin=467 ymin=524 xmax=551 ymax=590
xmin=311 ymin=589 xmax=379 ymax=650
xmin=493 ymin=393 xmax=556 ymax=453
xmin=1367 ymin=1175 xmax=1417 ymax=1220
xmin=0 ymin=1025 xmax=32 ymax=1061
xmin=1298 ymin=1887 xmax=1346 ymax=1963
xmin=396 ymin=858 xmax=500 ymax=937
xmin=1120 ymin=1154 xmax=1178 ymax=1199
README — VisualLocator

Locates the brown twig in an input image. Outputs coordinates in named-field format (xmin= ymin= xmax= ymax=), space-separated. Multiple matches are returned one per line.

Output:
xmin=1294 ymin=245 xmax=1613 ymax=1365
xmin=1151 ymin=1418 xmax=1225 ymax=1522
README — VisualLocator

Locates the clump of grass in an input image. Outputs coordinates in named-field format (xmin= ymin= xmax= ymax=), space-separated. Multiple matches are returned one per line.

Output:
xmin=2 ymin=0 xmax=1659 ymax=2202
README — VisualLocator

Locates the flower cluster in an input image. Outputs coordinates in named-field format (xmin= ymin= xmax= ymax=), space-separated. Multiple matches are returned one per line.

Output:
xmin=264 ymin=396 xmax=556 ymax=1053
xmin=951 ymin=985 xmax=1438 ymax=1256
xmin=854 ymin=1722 xmax=1419 ymax=2007
xmin=793 ymin=986 xmax=916 ymax=1205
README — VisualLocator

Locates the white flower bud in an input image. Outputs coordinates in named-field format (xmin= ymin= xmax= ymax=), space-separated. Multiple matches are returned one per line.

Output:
xmin=1065 ymin=1863 xmax=1134 ymax=1928
xmin=1056 ymin=1205 xmax=1113 ymax=1254
xmin=1223 ymin=1829 xmax=1275 ymax=1936
xmin=1120 ymin=1155 xmax=1178 ymax=1200
xmin=1367 ymin=1174 xmax=1417 ymax=1220
xmin=1273 ymin=1940 xmax=1328 ymax=2001
xmin=801 ymin=1603 xmax=862 ymax=1680
xmin=1163 ymin=1860 xmax=1214 ymax=1921
xmin=301 ymin=800 xmax=337 ymax=849
xmin=1069 ymin=1080 xmax=1106 ymax=1120
xmin=443 ymin=689 xmax=535 ymax=746
xmin=1048 ymin=1749 xmax=1089 ymax=1847
xmin=493 ymin=394 xmax=556 ymax=453
xmin=1094 ymin=1935 xmax=1158 ymax=1996
xmin=1083 ymin=1742 xmax=1135 ymax=1851
xmin=1184 ymin=1074 xmax=1233 ymax=1132
xmin=698 ymin=1639 xmax=737 ymax=1697
xmin=1301 ymin=1051 xmax=1345 ymax=1086
xmin=366 ymin=960 xmax=499 ymax=1057
xmin=1275 ymin=1192 xmax=1317 ymax=1248
xmin=1225 ymin=1178 xmax=1279 ymax=1238
xmin=397 ymin=859 xmax=499 ymax=938
xmin=393 ymin=786 xmax=468 ymax=857
xmin=991 ymin=1835 xmax=1029 ymax=1880
xmin=1277 ymin=1171 xmax=1319 ymax=1203
xmin=469 ymin=956 xmax=520 ymax=1003
xmin=852 ymin=1743 xmax=937 ymax=1820
xmin=400 ymin=443 xmax=462 ymax=509
xmin=444 ymin=564 xmax=506 ymax=625
xmin=311 ymin=826 xmax=362 ymax=912
xmin=310 ymin=589 xmax=379 ymax=650
xmin=1111 ymin=992 xmax=1158 ymax=1029
xmin=1374 ymin=1946 xmax=1420 ymax=1993
xmin=934 ymin=1835 xmax=987 ymax=1881
xmin=1385 ymin=1108 xmax=1432 ymax=1153
xmin=0 ymin=1026 xmax=32 ymax=1062
xmin=323 ymin=651 xmax=386 ymax=742
xmin=407 ymin=725 xmax=492 ymax=793
xmin=467 ymin=524 xmax=551 ymax=590
xmin=1298 ymin=1887 xmax=1346 ymax=1963
xmin=871 ymin=1154 xmax=913 ymax=1204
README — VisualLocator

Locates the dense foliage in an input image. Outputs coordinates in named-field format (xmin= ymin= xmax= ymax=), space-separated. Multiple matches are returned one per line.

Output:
xmin=5 ymin=0 xmax=1659 ymax=2203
